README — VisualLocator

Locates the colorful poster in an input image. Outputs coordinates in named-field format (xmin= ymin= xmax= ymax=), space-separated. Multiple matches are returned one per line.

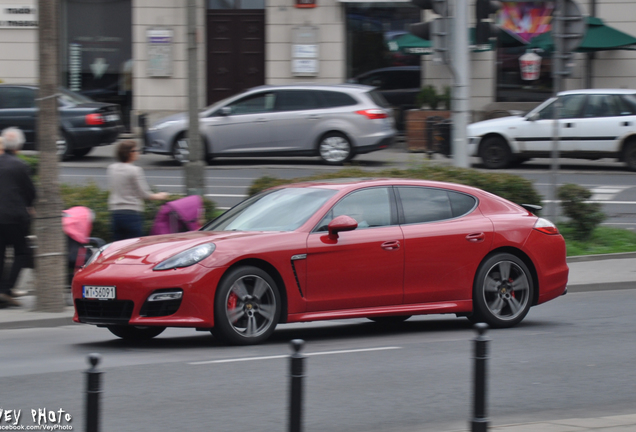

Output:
xmin=497 ymin=2 xmax=554 ymax=43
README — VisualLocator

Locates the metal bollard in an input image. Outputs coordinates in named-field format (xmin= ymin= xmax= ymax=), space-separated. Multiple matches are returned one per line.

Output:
xmin=85 ymin=353 xmax=103 ymax=432
xmin=289 ymin=339 xmax=305 ymax=432
xmin=471 ymin=323 xmax=490 ymax=432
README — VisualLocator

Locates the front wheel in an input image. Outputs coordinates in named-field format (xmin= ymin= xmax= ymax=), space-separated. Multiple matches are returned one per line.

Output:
xmin=73 ymin=147 xmax=93 ymax=158
xmin=212 ymin=266 xmax=281 ymax=345
xmin=472 ymin=253 xmax=533 ymax=328
xmin=318 ymin=132 xmax=353 ymax=165
xmin=172 ymin=135 xmax=190 ymax=165
xmin=107 ymin=325 xmax=166 ymax=341
xmin=479 ymin=136 xmax=511 ymax=169
xmin=624 ymin=141 xmax=636 ymax=171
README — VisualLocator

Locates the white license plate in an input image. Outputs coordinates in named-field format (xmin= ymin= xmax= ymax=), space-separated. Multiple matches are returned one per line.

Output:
xmin=105 ymin=114 xmax=119 ymax=122
xmin=83 ymin=285 xmax=116 ymax=300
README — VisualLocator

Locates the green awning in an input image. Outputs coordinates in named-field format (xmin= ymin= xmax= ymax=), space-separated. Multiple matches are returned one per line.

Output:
xmin=527 ymin=17 xmax=636 ymax=53
xmin=388 ymin=29 xmax=494 ymax=55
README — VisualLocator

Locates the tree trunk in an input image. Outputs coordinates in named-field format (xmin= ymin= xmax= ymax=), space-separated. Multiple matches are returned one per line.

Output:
xmin=35 ymin=0 xmax=65 ymax=312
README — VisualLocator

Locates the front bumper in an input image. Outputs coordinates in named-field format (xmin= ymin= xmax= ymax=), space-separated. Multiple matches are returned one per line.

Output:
xmin=72 ymin=263 xmax=226 ymax=328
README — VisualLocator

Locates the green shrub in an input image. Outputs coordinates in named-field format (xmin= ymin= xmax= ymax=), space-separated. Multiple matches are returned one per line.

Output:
xmin=18 ymin=153 xmax=39 ymax=174
xmin=416 ymin=85 xmax=440 ymax=110
xmin=557 ymin=183 xmax=605 ymax=241
xmin=248 ymin=165 xmax=542 ymax=207
xmin=60 ymin=182 xmax=217 ymax=243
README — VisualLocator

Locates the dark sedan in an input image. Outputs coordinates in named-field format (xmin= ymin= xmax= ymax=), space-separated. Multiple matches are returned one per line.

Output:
xmin=0 ymin=84 xmax=124 ymax=159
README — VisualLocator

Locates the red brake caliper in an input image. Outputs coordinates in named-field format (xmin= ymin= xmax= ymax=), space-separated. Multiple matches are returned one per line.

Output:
xmin=227 ymin=292 xmax=238 ymax=314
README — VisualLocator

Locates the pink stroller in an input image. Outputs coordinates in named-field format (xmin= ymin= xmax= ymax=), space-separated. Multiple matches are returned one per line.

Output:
xmin=63 ymin=206 xmax=105 ymax=285
xmin=150 ymin=195 xmax=204 ymax=235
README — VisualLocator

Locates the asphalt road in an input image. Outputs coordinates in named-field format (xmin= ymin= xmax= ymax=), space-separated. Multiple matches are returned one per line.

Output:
xmin=1 ymin=288 xmax=636 ymax=432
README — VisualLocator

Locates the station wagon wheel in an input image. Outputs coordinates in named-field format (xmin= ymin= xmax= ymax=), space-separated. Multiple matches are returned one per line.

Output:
xmin=107 ymin=325 xmax=166 ymax=341
xmin=213 ymin=266 xmax=281 ymax=345
xmin=624 ymin=140 xmax=636 ymax=171
xmin=479 ymin=136 xmax=511 ymax=169
xmin=73 ymin=147 xmax=93 ymax=158
xmin=472 ymin=253 xmax=533 ymax=328
xmin=318 ymin=132 xmax=353 ymax=165
xmin=172 ymin=134 xmax=191 ymax=165
xmin=57 ymin=132 xmax=73 ymax=161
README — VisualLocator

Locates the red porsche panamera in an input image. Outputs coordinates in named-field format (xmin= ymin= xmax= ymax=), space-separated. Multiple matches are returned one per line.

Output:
xmin=72 ymin=179 xmax=568 ymax=345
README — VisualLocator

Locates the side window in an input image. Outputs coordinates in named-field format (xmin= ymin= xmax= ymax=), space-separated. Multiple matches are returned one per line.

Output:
xmin=227 ymin=92 xmax=274 ymax=115
xmin=319 ymin=91 xmax=357 ymax=108
xmin=616 ymin=94 xmax=636 ymax=116
xmin=0 ymin=87 xmax=36 ymax=109
xmin=582 ymin=94 xmax=620 ymax=118
xmin=275 ymin=90 xmax=322 ymax=111
xmin=358 ymin=73 xmax=384 ymax=88
xmin=560 ymin=94 xmax=587 ymax=118
xmin=398 ymin=187 xmax=452 ymax=224
xmin=449 ymin=191 xmax=477 ymax=217
xmin=316 ymin=187 xmax=392 ymax=231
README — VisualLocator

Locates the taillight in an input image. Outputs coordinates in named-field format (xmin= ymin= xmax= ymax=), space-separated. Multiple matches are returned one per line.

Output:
xmin=355 ymin=109 xmax=388 ymax=120
xmin=86 ymin=113 xmax=105 ymax=125
xmin=533 ymin=218 xmax=559 ymax=235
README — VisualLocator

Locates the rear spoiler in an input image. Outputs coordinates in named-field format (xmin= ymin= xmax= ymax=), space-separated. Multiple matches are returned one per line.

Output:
xmin=521 ymin=204 xmax=542 ymax=215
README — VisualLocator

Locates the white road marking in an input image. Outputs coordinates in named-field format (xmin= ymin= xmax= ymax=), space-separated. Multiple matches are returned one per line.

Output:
xmin=188 ymin=346 xmax=402 ymax=365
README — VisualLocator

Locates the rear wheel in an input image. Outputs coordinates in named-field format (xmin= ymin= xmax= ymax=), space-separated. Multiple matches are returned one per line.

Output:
xmin=212 ymin=266 xmax=281 ymax=345
xmin=480 ymin=136 xmax=512 ymax=169
xmin=318 ymin=132 xmax=353 ymax=165
xmin=472 ymin=253 xmax=533 ymax=328
xmin=624 ymin=140 xmax=636 ymax=171
xmin=57 ymin=133 xmax=73 ymax=161
xmin=107 ymin=325 xmax=166 ymax=341
xmin=73 ymin=147 xmax=92 ymax=158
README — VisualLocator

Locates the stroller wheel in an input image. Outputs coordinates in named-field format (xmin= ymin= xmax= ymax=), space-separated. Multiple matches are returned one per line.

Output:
xmin=107 ymin=325 xmax=166 ymax=341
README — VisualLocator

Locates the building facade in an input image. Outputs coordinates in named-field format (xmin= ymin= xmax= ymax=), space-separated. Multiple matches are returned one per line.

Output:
xmin=1 ymin=0 xmax=635 ymax=130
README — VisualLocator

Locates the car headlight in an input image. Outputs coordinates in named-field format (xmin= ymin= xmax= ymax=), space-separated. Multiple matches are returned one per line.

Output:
xmin=148 ymin=120 xmax=179 ymax=132
xmin=84 ymin=243 xmax=112 ymax=267
xmin=153 ymin=243 xmax=216 ymax=271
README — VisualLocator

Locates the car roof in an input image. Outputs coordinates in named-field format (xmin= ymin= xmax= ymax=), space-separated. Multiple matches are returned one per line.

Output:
xmin=245 ymin=83 xmax=375 ymax=93
xmin=558 ymin=88 xmax=636 ymax=96
xmin=273 ymin=178 xmax=484 ymax=195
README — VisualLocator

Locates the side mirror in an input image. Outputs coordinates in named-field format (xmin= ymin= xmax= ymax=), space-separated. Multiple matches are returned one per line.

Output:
xmin=220 ymin=106 xmax=232 ymax=116
xmin=527 ymin=112 xmax=539 ymax=122
xmin=327 ymin=215 xmax=358 ymax=240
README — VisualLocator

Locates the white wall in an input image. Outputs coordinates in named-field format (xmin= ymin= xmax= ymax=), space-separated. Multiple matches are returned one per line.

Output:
xmin=266 ymin=0 xmax=346 ymax=84
xmin=0 ymin=1 xmax=38 ymax=84
xmin=132 ymin=0 xmax=207 ymax=124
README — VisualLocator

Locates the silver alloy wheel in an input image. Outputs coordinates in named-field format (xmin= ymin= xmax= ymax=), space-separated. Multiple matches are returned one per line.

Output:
xmin=482 ymin=260 xmax=530 ymax=321
xmin=173 ymin=137 xmax=190 ymax=164
xmin=224 ymin=274 xmax=277 ymax=339
xmin=56 ymin=136 xmax=69 ymax=158
xmin=319 ymin=135 xmax=351 ymax=163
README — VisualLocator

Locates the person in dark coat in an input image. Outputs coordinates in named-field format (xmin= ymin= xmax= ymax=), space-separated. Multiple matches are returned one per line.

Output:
xmin=0 ymin=127 xmax=36 ymax=307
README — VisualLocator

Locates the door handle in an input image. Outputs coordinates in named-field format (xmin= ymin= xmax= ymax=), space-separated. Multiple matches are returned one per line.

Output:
xmin=307 ymin=115 xmax=321 ymax=120
xmin=622 ymin=121 xmax=631 ymax=126
xmin=565 ymin=122 xmax=574 ymax=128
xmin=466 ymin=232 xmax=485 ymax=243
xmin=256 ymin=118 xmax=268 ymax=123
xmin=381 ymin=240 xmax=401 ymax=250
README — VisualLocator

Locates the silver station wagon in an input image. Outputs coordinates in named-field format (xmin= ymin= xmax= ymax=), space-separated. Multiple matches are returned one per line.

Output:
xmin=144 ymin=84 xmax=397 ymax=165
xmin=467 ymin=89 xmax=636 ymax=170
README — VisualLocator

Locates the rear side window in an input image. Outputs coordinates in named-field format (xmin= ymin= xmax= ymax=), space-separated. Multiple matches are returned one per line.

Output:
xmin=366 ymin=90 xmax=390 ymax=108
xmin=0 ymin=87 xmax=36 ymax=109
xmin=275 ymin=90 xmax=322 ymax=111
xmin=398 ymin=187 xmax=476 ymax=224
xmin=618 ymin=94 xmax=636 ymax=115
xmin=318 ymin=90 xmax=357 ymax=108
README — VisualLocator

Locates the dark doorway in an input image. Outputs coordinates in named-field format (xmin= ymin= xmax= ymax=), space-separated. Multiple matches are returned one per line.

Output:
xmin=206 ymin=10 xmax=265 ymax=105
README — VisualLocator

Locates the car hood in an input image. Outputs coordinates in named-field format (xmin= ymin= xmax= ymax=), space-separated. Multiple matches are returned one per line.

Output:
xmin=98 ymin=231 xmax=279 ymax=266
xmin=151 ymin=112 xmax=188 ymax=127
xmin=467 ymin=116 xmax=525 ymax=136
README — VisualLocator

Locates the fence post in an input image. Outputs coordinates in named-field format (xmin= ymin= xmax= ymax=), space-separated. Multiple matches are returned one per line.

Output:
xmin=471 ymin=323 xmax=490 ymax=432
xmin=85 ymin=353 xmax=103 ymax=432
xmin=289 ymin=339 xmax=305 ymax=432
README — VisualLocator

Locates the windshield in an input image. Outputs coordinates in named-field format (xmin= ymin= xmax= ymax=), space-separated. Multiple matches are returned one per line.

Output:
xmin=204 ymin=187 xmax=337 ymax=232
xmin=58 ymin=87 xmax=93 ymax=105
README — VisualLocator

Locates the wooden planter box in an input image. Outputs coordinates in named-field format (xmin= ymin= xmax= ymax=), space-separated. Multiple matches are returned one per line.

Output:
xmin=405 ymin=109 xmax=451 ymax=152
